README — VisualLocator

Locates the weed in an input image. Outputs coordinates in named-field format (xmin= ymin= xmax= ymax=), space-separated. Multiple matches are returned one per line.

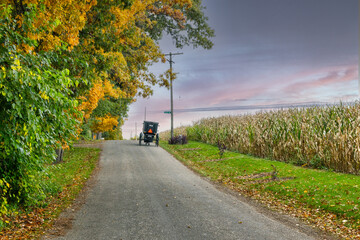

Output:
xmin=168 ymin=135 xmax=188 ymax=145
xmin=217 ymin=141 xmax=227 ymax=159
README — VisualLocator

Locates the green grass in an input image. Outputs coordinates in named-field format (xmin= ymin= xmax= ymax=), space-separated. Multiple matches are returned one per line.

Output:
xmin=160 ymin=141 xmax=360 ymax=234
xmin=0 ymin=146 xmax=101 ymax=238
xmin=75 ymin=139 xmax=105 ymax=145
xmin=45 ymin=147 xmax=101 ymax=204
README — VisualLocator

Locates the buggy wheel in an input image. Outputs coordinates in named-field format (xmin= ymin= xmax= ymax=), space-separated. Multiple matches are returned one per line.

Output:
xmin=155 ymin=133 xmax=159 ymax=147
xmin=139 ymin=133 xmax=143 ymax=146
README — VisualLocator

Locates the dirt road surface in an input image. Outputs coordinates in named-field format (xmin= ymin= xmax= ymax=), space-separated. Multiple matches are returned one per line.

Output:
xmin=53 ymin=140 xmax=320 ymax=240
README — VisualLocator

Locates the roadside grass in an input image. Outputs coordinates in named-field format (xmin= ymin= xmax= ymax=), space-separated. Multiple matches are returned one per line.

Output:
xmin=160 ymin=140 xmax=360 ymax=239
xmin=75 ymin=139 xmax=105 ymax=145
xmin=0 ymin=147 xmax=101 ymax=239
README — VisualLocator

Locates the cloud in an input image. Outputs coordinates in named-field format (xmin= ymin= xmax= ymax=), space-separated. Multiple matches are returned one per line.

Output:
xmin=284 ymin=65 xmax=358 ymax=94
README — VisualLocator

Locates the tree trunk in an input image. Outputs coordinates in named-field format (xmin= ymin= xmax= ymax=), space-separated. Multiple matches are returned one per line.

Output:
xmin=96 ymin=132 xmax=102 ymax=140
xmin=54 ymin=147 xmax=64 ymax=164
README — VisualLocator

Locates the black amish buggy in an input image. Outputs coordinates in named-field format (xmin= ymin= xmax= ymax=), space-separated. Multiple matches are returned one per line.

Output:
xmin=139 ymin=121 xmax=159 ymax=146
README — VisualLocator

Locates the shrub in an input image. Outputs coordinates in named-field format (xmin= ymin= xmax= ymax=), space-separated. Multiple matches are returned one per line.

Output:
xmin=0 ymin=6 xmax=81 ymax=208
xmin=168 ymin=135 xmax=188 ymax=145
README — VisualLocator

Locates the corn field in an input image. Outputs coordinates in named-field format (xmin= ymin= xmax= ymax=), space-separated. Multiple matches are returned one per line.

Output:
xmin=185 ymin=103 xmax=360 ymax=175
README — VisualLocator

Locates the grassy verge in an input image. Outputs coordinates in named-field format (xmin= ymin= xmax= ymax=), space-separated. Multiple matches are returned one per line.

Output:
xmin=160 ymin=140 xmax=360 ymax=239
xmin=0 ymin=146 xmax=101 ymax=239
xmin=75 ymin=139 xmax=105 ymax=145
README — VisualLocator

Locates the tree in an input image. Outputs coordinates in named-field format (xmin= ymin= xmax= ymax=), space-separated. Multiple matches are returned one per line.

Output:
xmin=80 ymin=0 xmax=214 ymax=96
xmin=76 ymin=0 xmax=214 ymax=137
xmin=147 ymin=0 xmax=215 ymax=49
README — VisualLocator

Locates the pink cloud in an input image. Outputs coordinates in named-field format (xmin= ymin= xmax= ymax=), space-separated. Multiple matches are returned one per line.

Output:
xmin=176 ymin=64 xmax=358 ymax=108
xmin=284 ymin=64 xmax=358 ymax=94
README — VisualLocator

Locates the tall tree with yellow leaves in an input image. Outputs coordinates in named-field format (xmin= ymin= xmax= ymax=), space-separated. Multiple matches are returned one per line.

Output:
xmin=76 ymin=0 xmax=214 ymax=138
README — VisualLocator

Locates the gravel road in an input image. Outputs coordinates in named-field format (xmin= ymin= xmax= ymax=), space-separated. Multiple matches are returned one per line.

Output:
xmin=54 ymin=140 xmax=318 ymax=240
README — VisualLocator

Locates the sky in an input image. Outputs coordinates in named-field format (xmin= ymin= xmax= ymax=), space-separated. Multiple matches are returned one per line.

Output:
xmin=122 ymin=0 xmax=359 ymax=139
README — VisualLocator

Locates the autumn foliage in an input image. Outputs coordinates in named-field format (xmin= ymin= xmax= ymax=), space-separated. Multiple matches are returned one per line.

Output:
xmin=78 ymin=81 xmax=105 ymax=120
xmin=90 ymin=114 xmax=119 ymax=133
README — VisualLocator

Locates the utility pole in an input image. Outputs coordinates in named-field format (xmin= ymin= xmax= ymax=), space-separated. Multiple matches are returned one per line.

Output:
xmin=135 ymin=122 xmax=137 ymax=140
xmin=165 ymin=52 xmax=183 ymax=139
xmin=144 ymin=107 xmax=147 ymax=121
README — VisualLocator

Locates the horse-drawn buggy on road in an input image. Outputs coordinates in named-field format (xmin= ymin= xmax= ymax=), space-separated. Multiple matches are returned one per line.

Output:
xmin=139 ymin=121 xmax=159 ymax=146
